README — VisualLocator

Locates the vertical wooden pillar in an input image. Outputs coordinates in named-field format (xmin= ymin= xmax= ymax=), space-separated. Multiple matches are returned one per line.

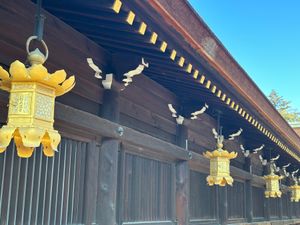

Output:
xmin=101 ymin=90 xmax=120 ymax=122
xmin=244 ymin=157 xmax=252 ymax=174
xmin=96 ymin=89 xmax=121 ymax=225
xmin=245 ymin=157 xmax=253 ymax=222
xmin=218 ymin=186 xmax=228 ymax=225
xmin=97 ymin=138 xmax=120 ymax=225
xmin=83 ymin=141 xmax=100 ymax=225
xmin=175 ymin=124 xmax=190 ymax=225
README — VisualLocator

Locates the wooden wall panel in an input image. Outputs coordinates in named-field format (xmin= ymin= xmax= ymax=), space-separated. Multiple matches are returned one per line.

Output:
xmin=189 ymin=171 xmax=218 ymax=221
xmin=252 ymin=186 xmax=265 ymax=219
xmin=251 ymin=154 xmax=264 ymax=176
xmin=187 ymin=114 xmax=216 ymax=154
xmin=122 ymin=152 xmax=174 ymax=223
xmin=292 ymin=202 xmax=300 ymax=217
xmin=227 ymin=181 xmax=245 ymax=220
xmin=291 ymin=202 xmax=296 ymax=217
xmin=269 ymin=198 xmax=280 ymax=219
xmin=120 ymin=75 xmax=177 ymax=144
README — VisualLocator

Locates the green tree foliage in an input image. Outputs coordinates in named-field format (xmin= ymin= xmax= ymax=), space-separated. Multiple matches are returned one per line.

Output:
xmin=268 ymin=89 xmax=300 ymax=122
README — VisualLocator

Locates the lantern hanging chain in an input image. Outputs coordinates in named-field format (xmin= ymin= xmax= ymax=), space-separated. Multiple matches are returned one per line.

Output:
xmin=34 ymin=0 xmax=46 ymax=41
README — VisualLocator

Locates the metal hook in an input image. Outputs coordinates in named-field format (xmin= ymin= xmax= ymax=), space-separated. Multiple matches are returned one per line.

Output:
xmin=26 ymin=36 xmax=49 ymax=64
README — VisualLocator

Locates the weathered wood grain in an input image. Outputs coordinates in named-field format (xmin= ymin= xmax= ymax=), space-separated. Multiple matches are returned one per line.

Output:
xmin=97 ymin=138 xmax=120 ymax=225
xmin=175 ymin=124 xmax=189 ymax=225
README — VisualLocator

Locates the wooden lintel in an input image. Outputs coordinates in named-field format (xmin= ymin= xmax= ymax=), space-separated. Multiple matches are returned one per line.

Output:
xmin=55 ymin=103 xmax=190 ymax=161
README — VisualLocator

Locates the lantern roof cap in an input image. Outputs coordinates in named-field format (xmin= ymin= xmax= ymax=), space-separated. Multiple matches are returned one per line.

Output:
xmin=0 ymin=60 xmax=75 ymax=96
xmin=203 ymin=149 xmax=237 ymax=159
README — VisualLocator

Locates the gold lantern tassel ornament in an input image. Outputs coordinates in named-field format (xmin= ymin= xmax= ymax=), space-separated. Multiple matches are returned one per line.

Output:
xmin=0 ymin=36 xmax=75 ymax=158
xmin=263 ymin=160 xmax=283 ymax=198
xmin=203 ymin=127 xmax=238 ymax=186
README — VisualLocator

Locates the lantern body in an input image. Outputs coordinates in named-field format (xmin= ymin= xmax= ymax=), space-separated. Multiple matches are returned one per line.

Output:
xmin=204 ymin=149 xmax=237 ymax=186
xmin=8 ymin=82 xmax=55 ymax=128
xmin=264 ymin=174 xmax=282 ymax=198
xmin=289 ymin=185 xmax=300 ymax=202
xmin=0 ymin=60 xmax=75 ymax=158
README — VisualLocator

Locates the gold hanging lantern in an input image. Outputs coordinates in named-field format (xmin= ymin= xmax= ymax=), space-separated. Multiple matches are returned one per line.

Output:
xmin=0 ymin=36 xmax=75 ymax=158
xmin=289 ymin=185 xmax=300 ymax=202
xmin=264 ymin=170 xmax=283 ymax=198
xmin=203 ymin=134 xmax=237 ymax=186
xmin=289 ymin=173 xmax=300 ymax=202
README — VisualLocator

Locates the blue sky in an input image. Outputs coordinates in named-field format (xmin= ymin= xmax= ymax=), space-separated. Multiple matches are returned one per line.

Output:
xmin=189 ymin=0 xmax=300 ymax=110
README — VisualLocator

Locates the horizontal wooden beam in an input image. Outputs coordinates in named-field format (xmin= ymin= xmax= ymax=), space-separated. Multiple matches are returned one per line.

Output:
xmin=55 ymin=102 xmax=189 ymax=161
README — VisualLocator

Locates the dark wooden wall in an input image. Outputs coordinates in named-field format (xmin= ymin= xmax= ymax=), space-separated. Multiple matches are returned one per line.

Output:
xmin=121 ymin=152 xmax=174 ymax=222
xmin=227 ymin=181 xmax=245 ymax=221
xmin=252 ymin=186 xmax=265 ymax=219
xmin=187 ymin=114 xmax=216 ymax=154
xmin=119 ymin=75 xmax=178 ymax=144
xmin=189 ymin=171 xmax=218 ymax=222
